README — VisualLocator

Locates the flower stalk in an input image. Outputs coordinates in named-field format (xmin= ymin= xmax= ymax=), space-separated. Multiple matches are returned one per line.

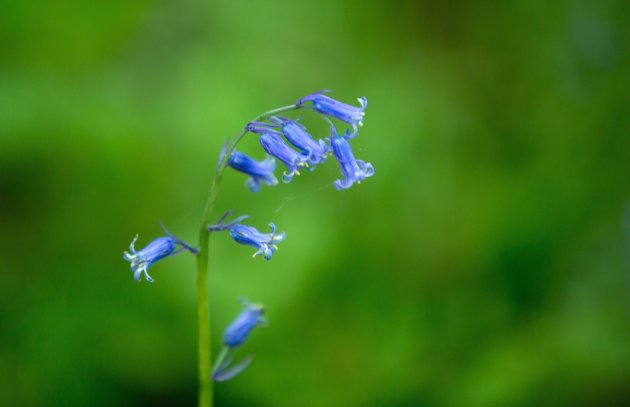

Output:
xmin=195 ymin=104 xmax=299 ymax=407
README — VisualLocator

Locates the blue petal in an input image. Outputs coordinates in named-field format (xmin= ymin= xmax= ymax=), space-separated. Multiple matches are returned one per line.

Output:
xmin=296 ymin=91 xmax=367 ymax=136
xmin=228 ymin=151 xmax=279 ymax=192
xmin=223 ymin=302 xmax=265 ymax=348
xmin=271 ymin=117 xmax=330 ymax=167
xmin=259 ymin=132 xmax=309 ymax=181
xmin=229 ymin=223 xmax=285 ymax=260
xmin=123 ymin=232 xmax=196 ymax=283
xmin=329 ymin=126 xmax=374 ymax=190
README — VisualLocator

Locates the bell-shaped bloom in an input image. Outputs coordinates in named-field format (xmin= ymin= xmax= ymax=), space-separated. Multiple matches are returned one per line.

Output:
xmin=123 ymin=234 xmax=196 ymax=283
xmin=269 ymin=116 xmax=329 ymax=168
xmin=223 ymin=301 xmax=266 ymax=348
xmin=227 ymin=150 xmax=278 ymax=192
xmin=296 ymin=90 xmax=367 ymax=138
xmin=230 ymin=223 xmax=286 ymax=260
xmin=259 ymin=132 xmax=310 ymax=183
xmin=330 ymin=126 xmax=374 ymax=190
xmin=212 ymin=300 xmax=267 ymax=382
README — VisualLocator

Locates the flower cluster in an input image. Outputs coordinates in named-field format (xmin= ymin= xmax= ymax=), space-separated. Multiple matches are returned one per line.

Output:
xmin=229 ymin=91 xmax=374 ymax=191
xmin=122 ymin=90 xmax=374 ymax=385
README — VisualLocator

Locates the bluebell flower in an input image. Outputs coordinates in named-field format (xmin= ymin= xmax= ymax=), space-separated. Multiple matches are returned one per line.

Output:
xmin=223 ymin=301 xmax=266 ymax=348
xmin=259 ymin=132 xmax=310 ymax=182
xmin=296 ymin=90 xmax=367 ymax=138
xmin=230 ymin=223 xmax=286 ymax=260
xmin=329 ymin=126 xmax=374 ymax=190
xmin=123 ymin=233 xmax=197 ymax=283
xmin=227 ymin=150 xmax=278 ymax=192
xmin=211 ymin=300 xmax=267 ymax=382
xmin=269 ymin=116 xmax=330 ymax=168
xmin=247 ymin=120 xmax=310 ymax=182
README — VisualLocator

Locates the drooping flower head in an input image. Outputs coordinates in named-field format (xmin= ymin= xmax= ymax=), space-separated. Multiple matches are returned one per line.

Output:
xmin=123 ymin=233 xmax=196 ymax=283
xmin=258 ymin=132 xmax=310 ymax=183
xmin=296 ymin=90 xmax=367 ymax=138
xmin=212 ymin=300 xmax=267 ymax=382
xmin=223 ymin=300 xmax=266 ymax=348
xmin=269 ymin=116 xmax=330 ymax=168
xmin=227 ymin=150 xmax=278 ymax=192
xmin=329 ymin=125 xmax=374 ymax=190
xmin=230 ymin=223 xmax=286 ymax=260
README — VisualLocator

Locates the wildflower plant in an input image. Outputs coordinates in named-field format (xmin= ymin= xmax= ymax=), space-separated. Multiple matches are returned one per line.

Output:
xmin=122 ymin=91 xmax=373 ymax=407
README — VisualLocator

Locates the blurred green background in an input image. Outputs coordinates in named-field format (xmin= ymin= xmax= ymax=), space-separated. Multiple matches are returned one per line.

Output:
xmin=1 ymin=0 xmax=630 ymax=406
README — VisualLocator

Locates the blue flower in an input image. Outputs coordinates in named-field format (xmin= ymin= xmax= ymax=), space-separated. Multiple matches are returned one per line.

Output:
xmin=123 ymin=233 xmax=196 ymax=283
xmin=330 ymin=126 xmax=374 ymax=190
xmin=223 ymin=301 xmax=266 ymax=348
xmin=269 ymin=116 xmax=330 ymax=167
xmin=211 ymin=300 xmax=267 ymax=382
xmin=259 ymin=132 xmax=310 ymax=182
xmin=228 ymin=150 xmax=278 ymax=192
xmin=230 ymin=223 xmax=286 ymax=260
xmin=296 ymin=90 xmax=367 ymax=138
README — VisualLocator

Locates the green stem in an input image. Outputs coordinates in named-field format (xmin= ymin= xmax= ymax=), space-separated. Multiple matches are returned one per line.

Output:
xmin=196 ymin=104 xmax=299 ymax=407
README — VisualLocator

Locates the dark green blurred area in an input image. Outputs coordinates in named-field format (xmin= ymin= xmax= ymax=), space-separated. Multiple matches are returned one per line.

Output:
xmin=1 ymin=0 xmax=630 ymax=406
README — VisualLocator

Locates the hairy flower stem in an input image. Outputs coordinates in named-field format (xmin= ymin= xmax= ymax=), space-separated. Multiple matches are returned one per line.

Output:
xmin=196 ymin=104 xmax=299 ymax=407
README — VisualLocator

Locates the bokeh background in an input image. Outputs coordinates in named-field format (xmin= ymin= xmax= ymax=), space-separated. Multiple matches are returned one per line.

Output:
xmin=2 ymin=1 xmax=630 ymax=406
